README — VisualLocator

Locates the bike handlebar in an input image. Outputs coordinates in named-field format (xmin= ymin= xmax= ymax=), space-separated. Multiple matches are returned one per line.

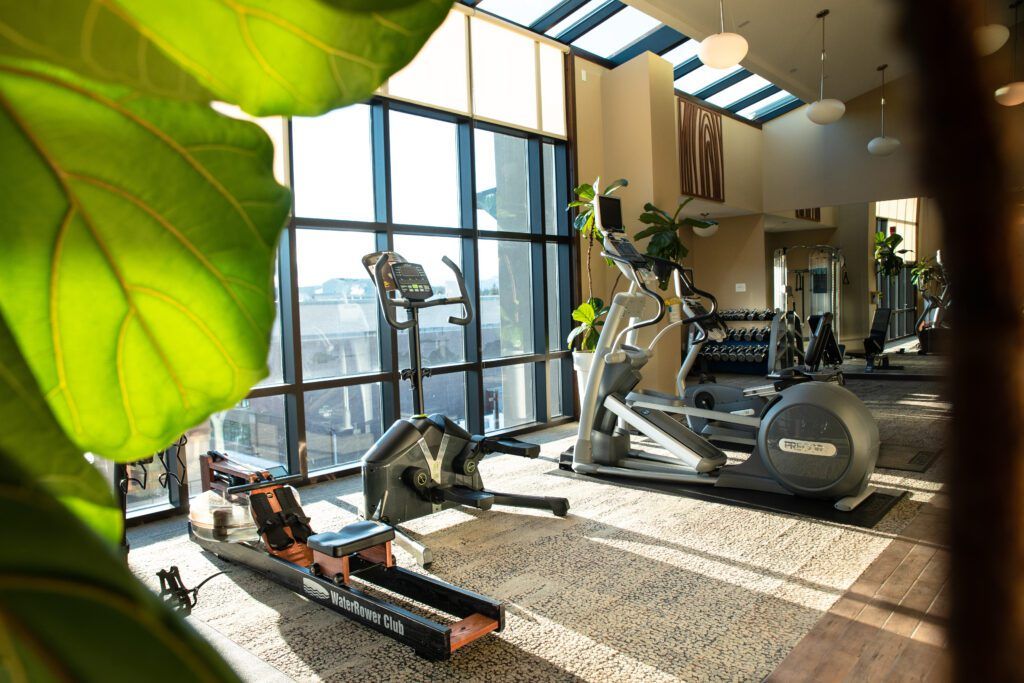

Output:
xmin=441 ymin=255 xmax=473 ymax=326
xmin=372 ymin=254 xmax=474 ymax=330
xmin=374 ymin=256 xmax=416 ymax=330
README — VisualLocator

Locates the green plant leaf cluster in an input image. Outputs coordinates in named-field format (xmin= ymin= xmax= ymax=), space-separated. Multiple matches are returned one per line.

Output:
xmin=568 ymin=177 xmax=628 ymax=302
xmin=567 ymin=297 xmax=609 ymax=352
xmin=0 ymin=0 xmax=449 ymax=677
xmin=911 ymin=255 xmax=948 ymax=292
xmin=635 ymin=197 xmax=715 ymax=289
xmin=569 ymin=177 xmax=627 ymax=241
xmin=874 ymin=230 xmax=907 ymax=277
xmin=0 ymin=447 xmax=241 ymax=682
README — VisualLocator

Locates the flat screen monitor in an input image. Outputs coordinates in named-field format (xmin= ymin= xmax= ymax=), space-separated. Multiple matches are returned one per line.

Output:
xmin=597 ymin=195 xmax=623 ymax=232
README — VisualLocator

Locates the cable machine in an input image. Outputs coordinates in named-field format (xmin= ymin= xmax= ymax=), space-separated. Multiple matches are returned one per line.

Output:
xmin=772 ymin=245 xmax=844 ymax=341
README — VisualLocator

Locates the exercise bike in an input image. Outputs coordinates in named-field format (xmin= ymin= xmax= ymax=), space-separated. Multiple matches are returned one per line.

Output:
xmin=360 ymin=252 xmax=569 ymax=567
xmin=563 ymin=197 xmax=880 ymax=512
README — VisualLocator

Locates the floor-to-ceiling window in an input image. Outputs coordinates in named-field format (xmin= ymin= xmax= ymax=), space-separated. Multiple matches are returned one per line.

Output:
xmin=120 ymin=7 xmax=573 ymax=517
xmin=876 ymin=198 xmax=919 ymax=341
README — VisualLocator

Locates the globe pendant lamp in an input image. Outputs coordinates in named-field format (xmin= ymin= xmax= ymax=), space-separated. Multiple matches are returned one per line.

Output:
xmin=806 ymin=9 xmax=846 ymax=125
xmin=698 ymin=0 xmax=748 ymax=69
xmin=995 ymin=1 xmax=1024 ymax=107
xmin=868 ymin=64 xmax=900 ymax=156
xmin=975 ymin=3 xmax=1010 ymax=56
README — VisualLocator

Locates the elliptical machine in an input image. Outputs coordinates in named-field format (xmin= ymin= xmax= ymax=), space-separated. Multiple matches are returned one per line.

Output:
xmin=360 ymin=252 xmax=569 ymax=566
xmin=565 ymin=197 xmax=880 ymax=512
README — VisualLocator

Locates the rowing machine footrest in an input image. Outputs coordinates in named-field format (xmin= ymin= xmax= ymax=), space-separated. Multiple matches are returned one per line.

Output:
xmin=442 ymin=486 xmax=495 ymax=510
xmin=479 ymin=437 xmax=540 ymax=458
xmin=307 ymin=521 xmax=395 ymax=558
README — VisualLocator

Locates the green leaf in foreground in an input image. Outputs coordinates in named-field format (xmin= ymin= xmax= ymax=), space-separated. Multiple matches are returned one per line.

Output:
xmin=0 ymin=314 xmax=120 ymax=545
xmin=0 ymin=0 xmax=212 ymax=102
xmin=0 ymin=57 xmax=291 ymax=461
xmin=114 ymin=0 xmax=453 ymax=116
xmin=0 ymin=449 xmax=240 ymax=683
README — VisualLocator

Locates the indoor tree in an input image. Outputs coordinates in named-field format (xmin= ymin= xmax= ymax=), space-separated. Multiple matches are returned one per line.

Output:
xmin=0 ymin=0 xmax=449 ymax=679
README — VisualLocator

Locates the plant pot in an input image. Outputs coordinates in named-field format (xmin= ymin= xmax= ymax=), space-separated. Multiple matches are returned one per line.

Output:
xmin=573 ymin=351 xmax=594 ymax=401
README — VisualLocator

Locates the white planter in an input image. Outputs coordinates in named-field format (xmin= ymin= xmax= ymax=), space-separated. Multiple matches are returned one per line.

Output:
xmin=573 ymin=351 xmax=594 ymax=401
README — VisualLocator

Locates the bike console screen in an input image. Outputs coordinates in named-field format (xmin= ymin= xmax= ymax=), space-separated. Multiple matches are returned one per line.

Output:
xmin=391 ymin=262 xmax=434 ymax=301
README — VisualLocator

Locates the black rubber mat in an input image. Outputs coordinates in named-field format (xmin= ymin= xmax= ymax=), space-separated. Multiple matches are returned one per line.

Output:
xmin=876 ymin=444 xmax=941 ymax=473
xmin=546 ymin=459 xmax=905 ymax=529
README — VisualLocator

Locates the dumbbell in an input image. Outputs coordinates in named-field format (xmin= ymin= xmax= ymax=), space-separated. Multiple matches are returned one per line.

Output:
xmin=742 ymin=328 xmax=756 ymax=341
xmin=742 ymin=348 xmax=757 ymax=363
xmin=726 ymin=346 xmax=742 ymax=362
xmin=753 ymin=345 xmax=768 ymax=363
xmin=753 ymin=328 xmax=769 ymax=342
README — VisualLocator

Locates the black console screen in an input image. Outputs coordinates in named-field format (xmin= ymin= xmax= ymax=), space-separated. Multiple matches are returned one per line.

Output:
xmin=598 ymin=195 xmax=623 ymax=232
xmin=391 ymin=262 xmax=433 ymax=301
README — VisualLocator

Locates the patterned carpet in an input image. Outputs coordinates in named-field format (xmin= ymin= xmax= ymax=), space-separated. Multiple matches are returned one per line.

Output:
xmin=128 ymin=377 xmax=950 ymax=682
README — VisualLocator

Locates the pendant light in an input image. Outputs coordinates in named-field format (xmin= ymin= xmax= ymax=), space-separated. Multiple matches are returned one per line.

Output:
xmin=995 ymin=1 xmax=1024 ymax=106
xmin=868 ymin=64 xmax=900 ymax=156
xmin=698 ymin=0 xmax=749 ymax=69
xmin=975 ymin=1 xmax=1010 ymax=56
xmin=806 ymin=9 xmax=846 ymax=125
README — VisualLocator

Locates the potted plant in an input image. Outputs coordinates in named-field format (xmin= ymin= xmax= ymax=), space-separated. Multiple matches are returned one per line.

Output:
xmin=911 ymin=254 xmax=949 ymax=295
xmin=874 ymin=228 xmax=907 ymax=277
xmin=566 ymin=177 xmax=627 ymax=394
xmin=635 ymin=197 xmax=717 ymax=289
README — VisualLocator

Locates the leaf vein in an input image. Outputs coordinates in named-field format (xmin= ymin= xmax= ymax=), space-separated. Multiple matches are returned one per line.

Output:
xmin=0 ymin=62 xmax=270 ymax=250
xmin=67 ymin=172 xmax=264 ymax=335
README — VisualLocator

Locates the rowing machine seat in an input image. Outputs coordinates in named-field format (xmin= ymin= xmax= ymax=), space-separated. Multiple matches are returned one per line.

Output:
xmin=308 ymin=521 xmax=395 ymax=558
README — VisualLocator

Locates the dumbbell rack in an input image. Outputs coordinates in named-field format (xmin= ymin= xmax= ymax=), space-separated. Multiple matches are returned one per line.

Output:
xmin=695 ymin=309 xmax=776 ymax=376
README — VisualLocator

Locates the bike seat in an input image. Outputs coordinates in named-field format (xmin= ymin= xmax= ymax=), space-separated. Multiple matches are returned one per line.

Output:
xmin=307 ymin=521 xmax=395 ymax=558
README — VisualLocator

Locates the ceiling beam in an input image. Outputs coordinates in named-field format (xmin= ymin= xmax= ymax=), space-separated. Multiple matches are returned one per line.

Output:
xmin=727 ymin=85 xmax=781 ymax=113
xmin=609 ymin=25 xmax=687 ymax=65
xmin=757 ymin=96 xmax=803 ymax=122
xmin=552 ymin=1 xmax=625 ymax=44
xmin=530 ymin=0 xmax=591 ymax=34
xmin=692 ymin=69 xmax=751 ymax=100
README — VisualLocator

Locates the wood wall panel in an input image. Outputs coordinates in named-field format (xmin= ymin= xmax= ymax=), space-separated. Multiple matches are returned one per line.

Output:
xmin=678 ymin=99 xmax=724 ymax=202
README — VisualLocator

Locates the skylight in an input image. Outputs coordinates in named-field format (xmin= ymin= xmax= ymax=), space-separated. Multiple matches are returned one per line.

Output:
xmin=571 ymin=6 xmax=660 ymax=59
xmin=545 ymin=0 xmax=607 ymax=38
xmin=476 ymin=0 xmax=562 ymax=27
xmin=660 ymin=40 xmax=700 ymax=67
xmin=705 ymin=75 xmax=772 ymax=108
xmin=460 ymin=0 xmax=801 ymax=122
xmin=674 ymin=64 xmax=743 ymax=94
xmin=736 ymin=90 xmax=798 ymax=120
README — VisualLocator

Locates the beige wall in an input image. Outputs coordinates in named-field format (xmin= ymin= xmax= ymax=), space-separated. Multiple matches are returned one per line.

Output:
xmin=721 ymin=116 xmax=764 ymax=212
xmin=690 ymin=214 xmax=768 ymax=309
xmin=762 ymin=75 xmax=924 ymax=212
xmin=572 ymin=53 xmax=683 ymax=393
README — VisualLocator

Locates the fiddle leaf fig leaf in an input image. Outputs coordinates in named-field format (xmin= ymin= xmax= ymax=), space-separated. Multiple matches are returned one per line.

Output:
xmin=0 ymin=58 xmax=291 ymax=461
xmin=0 ymin=0 xmax=449 ymax=116
xmin=0 ymin=0 xmax=212 ymax=102
xmin=113 ymin=0 xmax=452 ymax=116
xmin=0 ymin=314 xmax=120 ymax=545
xmin=0 ymin=448 xmax=242 ymax=682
